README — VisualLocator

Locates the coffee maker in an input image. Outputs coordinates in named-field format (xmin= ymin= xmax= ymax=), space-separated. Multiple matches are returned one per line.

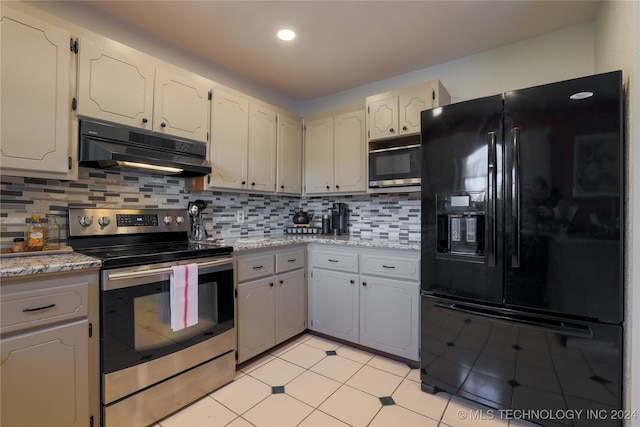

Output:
xmin=188 ymin=200 xmax=208 ymax=241
xmin=331 ymin=203 xmax=349 ymax=235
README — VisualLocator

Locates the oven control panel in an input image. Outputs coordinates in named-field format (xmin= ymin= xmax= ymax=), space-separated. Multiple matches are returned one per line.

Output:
xmin=68 ymin=208 xmax=189 ymax=236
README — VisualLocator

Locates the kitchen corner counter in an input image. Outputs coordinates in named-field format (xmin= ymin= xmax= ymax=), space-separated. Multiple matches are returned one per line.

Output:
xmin=0 ymin=252 xmax=102 ymax=279
xmin=223 ymin=235 xmax=420 ymax=252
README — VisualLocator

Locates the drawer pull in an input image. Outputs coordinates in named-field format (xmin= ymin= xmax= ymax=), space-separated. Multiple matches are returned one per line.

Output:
xmin=22 ymin=303 xmax=56 ymax=313
xmin=328 ymin=259 xmax=339 ymax=263
xmin=287 ymin=258 xmax=297 ymax=262
xmin=252 ymin=265 xmax=264 ymax=270
xmin=382 ymin=265 xmax=396 ymax=269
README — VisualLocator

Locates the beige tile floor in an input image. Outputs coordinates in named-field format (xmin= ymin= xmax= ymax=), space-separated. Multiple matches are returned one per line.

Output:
xmin=156 ymin=334 xmax=539 ymax=427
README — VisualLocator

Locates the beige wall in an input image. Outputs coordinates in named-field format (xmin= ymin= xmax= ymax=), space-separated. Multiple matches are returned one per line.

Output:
xmin=595 ymin=0 xmax=639 ymax=421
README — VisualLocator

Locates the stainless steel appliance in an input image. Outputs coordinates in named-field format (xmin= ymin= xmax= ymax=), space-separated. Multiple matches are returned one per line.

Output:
xmin=188 ymin=199 xmax=209 ymax=241
xmin=331 ymin=203 xmax=349 ymax=235
xmin=368 ymin=135 xmax=421 ymax=188
xmin=420 ymin=71 xmax=624 ymax=426
xmin=68 ymin=208 xmax=235 ymax=427
xmin=79 ymin=119 xmax=211 ymax=176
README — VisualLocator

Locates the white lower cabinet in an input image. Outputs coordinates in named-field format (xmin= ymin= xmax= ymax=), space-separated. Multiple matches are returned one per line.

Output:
xmin=308 ymin=244 xmax=420 ymax=361
xmin=236 ymin=246 xmax=306 ymax=363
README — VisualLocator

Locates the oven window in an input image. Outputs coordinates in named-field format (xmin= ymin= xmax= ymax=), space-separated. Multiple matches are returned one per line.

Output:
xmin=101 ymin=269 xmax=233 ymax=374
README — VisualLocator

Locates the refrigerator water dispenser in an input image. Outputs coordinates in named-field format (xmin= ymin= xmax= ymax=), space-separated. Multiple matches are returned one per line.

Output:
xmin=436 ymin=192 xmax=485 ymax=258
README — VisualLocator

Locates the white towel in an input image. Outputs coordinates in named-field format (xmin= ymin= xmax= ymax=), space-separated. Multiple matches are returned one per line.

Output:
xmin=170 ymin=263 xmax=199 ymax=331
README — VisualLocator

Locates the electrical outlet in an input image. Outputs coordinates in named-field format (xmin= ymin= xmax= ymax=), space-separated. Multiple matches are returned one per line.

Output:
xmin=236 ymin=211 xmax=244 ymax=224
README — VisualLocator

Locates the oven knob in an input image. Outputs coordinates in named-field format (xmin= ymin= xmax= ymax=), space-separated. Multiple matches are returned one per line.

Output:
xmin=79 ymin=216 xmax=92 ymax=227
xmin=176 ymin=215 xmax=185 ymax=224
xmin=98 ymin=216 xmax=110 ymax=227
xmin=163 ymin=215 xmax=173 ymax=225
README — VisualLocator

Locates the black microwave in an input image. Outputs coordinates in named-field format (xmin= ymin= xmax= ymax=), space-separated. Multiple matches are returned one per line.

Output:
xmin=368 ymin=136 xmax=421 ymax=188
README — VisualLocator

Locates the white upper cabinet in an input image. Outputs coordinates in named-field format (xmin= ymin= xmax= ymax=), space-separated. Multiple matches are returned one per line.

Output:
xmin=153 ymin=68 xmax=210 ymax=142
xmin=304 ymin=107 xmax=366 ymax=196
xmin=247 ymin=103 xmax=277 ymax=192
xmin=78 ymin=38 xmax=210 ymax=143
xmin=210 ymin=89 xmax=249 ymax=189
xmin=276 ymin=113 xmax=303 ymax=195
xmin=77 ymin=37 xmax=155 ymax=130
xmin=367 ymin=79 xmax=450 ymax=141
xmin=0 ymin=5 xmax=76 ymax=179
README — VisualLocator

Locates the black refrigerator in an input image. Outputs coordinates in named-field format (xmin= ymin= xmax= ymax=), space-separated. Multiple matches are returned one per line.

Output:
xmin=420 ymin=71 xmax=624 ymax=427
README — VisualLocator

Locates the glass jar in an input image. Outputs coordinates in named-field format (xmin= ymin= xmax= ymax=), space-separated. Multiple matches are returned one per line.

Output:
xmin=44 ymin=214 xmax=61 ymax=250
xmin=27 ymin=214 xmax=45 ymax=251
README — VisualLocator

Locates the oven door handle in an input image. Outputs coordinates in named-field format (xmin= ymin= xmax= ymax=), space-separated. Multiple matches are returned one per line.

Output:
xmin=106 ymin=258 xmax=232 ymax=281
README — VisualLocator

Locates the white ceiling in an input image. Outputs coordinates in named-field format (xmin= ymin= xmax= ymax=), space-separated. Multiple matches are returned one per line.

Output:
xmin=82 ymin=1 xmax=600 ymax=102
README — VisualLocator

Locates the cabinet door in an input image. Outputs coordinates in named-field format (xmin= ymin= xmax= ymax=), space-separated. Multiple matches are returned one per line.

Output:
xmin=248 ymin=103 xmax=277 ymax=192
xmin=359 ymin=276 xmax=419 ymax=361
xmin=0 ymin=6 xmax=74 ymax=179
xmin=275 ymin=269 xmax=306 ymax=343
xmin=334 ymin=109 xmax=366 ymax=193
xmin=153 ymin=68 xmax=210 ymax=143
xmin=399 ymin=88 xmax=432 ymax=136
xmin=309 ymin=268 xmax=358 ymax=342
xmin=368 ymin=96 xmax=398 ymax=140
xmin=276 ymin=113 xmax=303 ymax=195
xmin=210 ymin=90 xmax=249 ymax=189
xmin=1 ymin=319 xmax=89 ymax=427
xmin=237 ymin=277 xmax=275 ymax=363
xmin=304 ymin=117 xmax=334 ymax=195
xmin=77 ymin=38 xmax=154 ymax=130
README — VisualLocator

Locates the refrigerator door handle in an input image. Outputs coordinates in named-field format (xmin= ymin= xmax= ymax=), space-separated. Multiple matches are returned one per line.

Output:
xmin=487 ymin=131 xmax=497 ymax=267
xmin=511 ymin=127 xmax=521 ymax=268
xmin=433 ymin=300 xmax=594 ymax=338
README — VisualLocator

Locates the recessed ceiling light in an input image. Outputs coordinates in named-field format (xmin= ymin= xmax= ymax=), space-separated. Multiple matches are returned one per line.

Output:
xmin=277 ymin=29 xmax=296 ymax=41
xmin=570 ymin=91 xmax=594 ymax=100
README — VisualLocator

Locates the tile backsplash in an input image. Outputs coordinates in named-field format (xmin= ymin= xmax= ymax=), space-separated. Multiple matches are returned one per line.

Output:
xmin=0 ymin=168 xmax=421 ymax=248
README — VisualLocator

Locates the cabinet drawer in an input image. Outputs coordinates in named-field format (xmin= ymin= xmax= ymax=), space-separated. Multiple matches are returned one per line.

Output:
xmin=311 ymin=250 xmax=358 ymax=273
xmin=360 ymin=254 xmax=419 ymax=281
xmin=237 ymin=253 xmax=275 ymax=282
xmin=1 ymin=283 xmax=88 ymax=334
xmin=276 ymin=248 xmax=305 ymax=273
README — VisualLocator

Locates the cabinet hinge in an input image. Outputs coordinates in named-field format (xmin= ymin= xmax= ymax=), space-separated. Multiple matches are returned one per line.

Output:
xmin=234 ymin=288 xmax=238 ymax=298
xmin=235 ymin=351 xmax=238 ymax=361
xmin=88 ymin=322 xmax=93 ymax=338
xmin=72 ymin=97 xmax=77 ymax=111
xmin=68 ymin=156 xmax=72 ymax=170
xmin=432 ymin=90 xmax=435 ymax=100
xmin=89 ymin=415 xmax=94 ymax=427
xmin=207 ymin=175 xmax=211 ymax=185
xmin=367 ymin=105 xmax=370 ymax=114
xmin=208 ymin=90 xmax=212 ymax=101
xmin=70 ymin=38 xmax=78 ymax=54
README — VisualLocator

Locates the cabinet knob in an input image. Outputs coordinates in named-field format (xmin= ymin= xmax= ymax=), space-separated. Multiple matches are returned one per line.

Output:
xmin=279 ymin=280 xmax=284 ymax=284
xmin=269 ymin=282 xmax=274 ymax=287
xmin=251 ymin=182 xmax=256 ymax=186
xmin=142 ymin=118 xmax=148 ymax=123
xmin=241 ymin=181 xmax=246 ymax=185
xmin=326 ymin=185 xmax=330 ymax=190
xmin=161 ymin=122 xmax=166 ymax=128
xmin=402 ymin=126 xmax=408 ymax=131
xmin=336 ymin=184 xmax=340 ymax=189
xmin=281 ymin=185 xmax=285 ymax=189
xmin=389 ymin=127 xmax=394 ymax=133
xmin=362 ymin=281 xmax=367 ymax=286
xmin=350 ymin=280 xmax=355 ymax=284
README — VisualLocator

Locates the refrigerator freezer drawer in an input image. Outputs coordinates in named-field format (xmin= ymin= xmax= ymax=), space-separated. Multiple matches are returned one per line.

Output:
xmin=420 ymin=295 xmax=622 ymax=427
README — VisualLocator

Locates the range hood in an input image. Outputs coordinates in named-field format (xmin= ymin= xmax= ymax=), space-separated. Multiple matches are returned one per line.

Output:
xmin=79 ymin=120 xmax=211 ymax=177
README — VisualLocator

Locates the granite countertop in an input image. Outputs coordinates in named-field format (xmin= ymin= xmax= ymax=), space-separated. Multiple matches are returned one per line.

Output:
xmin=0 ymin=235 xmax=419 ymax=278
xmin=223 ymin=234 xmax=421 ymax=252
xmin=0 ymin=252 xmax=102 ymax=279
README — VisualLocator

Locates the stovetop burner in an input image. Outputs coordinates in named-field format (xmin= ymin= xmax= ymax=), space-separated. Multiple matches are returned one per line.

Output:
xmin=67 ymin=208 xmax=233 ymax=268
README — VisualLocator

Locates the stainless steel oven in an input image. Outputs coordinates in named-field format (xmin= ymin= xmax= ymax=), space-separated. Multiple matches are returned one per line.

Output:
xmin=68 ymin=208 xmax=236 ymax=427
xmin=368 ymin=136 xmax=421 ymax=188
